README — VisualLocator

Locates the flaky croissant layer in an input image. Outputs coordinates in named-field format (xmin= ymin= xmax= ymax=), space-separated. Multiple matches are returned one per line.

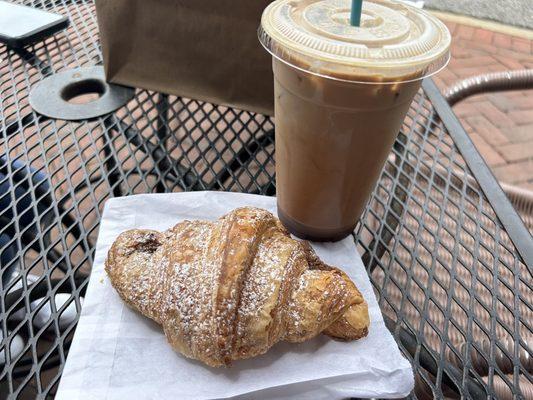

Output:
xmin=105 ymin=207 xmax=369 ymax=367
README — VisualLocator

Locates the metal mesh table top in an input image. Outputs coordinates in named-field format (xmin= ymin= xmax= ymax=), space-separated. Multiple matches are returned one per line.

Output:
xmin=1 ymin=1 xmax=532 ymax=399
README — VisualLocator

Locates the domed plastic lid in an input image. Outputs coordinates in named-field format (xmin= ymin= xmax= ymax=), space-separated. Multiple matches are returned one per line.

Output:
xmin=259 ymin=0 xmax=451 ymax=82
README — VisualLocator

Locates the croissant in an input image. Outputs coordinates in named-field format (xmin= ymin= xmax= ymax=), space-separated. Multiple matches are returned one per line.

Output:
xmin=105 ymin=207 xmax=369 ymax=367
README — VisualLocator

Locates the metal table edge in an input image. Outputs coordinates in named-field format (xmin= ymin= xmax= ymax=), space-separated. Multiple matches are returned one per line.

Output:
xmin=423 ymin=78 xmax=533 ymax=270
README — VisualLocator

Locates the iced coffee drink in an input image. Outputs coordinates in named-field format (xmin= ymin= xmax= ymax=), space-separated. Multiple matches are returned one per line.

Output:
xmin=259 ymin=0 xmax=451 ymax=241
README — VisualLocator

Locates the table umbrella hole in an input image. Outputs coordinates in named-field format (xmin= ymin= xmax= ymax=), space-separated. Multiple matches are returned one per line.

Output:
xmin=61 ymin=78 xmax=106 ymax=104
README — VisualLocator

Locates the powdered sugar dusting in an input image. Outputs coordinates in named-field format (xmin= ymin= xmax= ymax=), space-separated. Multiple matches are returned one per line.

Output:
xmin=163 ymin=221 xmax=215 ymax=358
xmin=105 ymin=207 xmax=368 ymax=367
xmin=105 ymin=230 xmax=164 ymax=323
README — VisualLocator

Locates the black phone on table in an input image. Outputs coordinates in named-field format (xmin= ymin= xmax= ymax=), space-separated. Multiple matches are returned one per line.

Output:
xmin=0 ymin=1 xmax=69 ymax=48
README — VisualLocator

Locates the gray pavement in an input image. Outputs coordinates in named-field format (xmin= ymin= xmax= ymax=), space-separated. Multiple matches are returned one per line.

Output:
xmin=425 ymin=0 xmax=533 ymax=30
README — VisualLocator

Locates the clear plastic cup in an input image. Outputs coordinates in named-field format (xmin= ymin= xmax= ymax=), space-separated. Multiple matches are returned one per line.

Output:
xmin=259 ymin=0 xmax=451 ymax=241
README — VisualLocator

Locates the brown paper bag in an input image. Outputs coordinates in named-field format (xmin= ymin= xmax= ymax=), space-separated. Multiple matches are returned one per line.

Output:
xmin=95 ymin=0 xmax=274 ymax=116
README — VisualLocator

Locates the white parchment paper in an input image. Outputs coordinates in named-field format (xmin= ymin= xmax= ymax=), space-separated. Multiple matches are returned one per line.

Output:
xmin=56 ymin=192 xmax=413 ymax=399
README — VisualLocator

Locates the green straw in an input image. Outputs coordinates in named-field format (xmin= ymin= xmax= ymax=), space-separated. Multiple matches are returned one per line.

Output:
xmin=350 ymin=0 xmax=363 ymax=26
